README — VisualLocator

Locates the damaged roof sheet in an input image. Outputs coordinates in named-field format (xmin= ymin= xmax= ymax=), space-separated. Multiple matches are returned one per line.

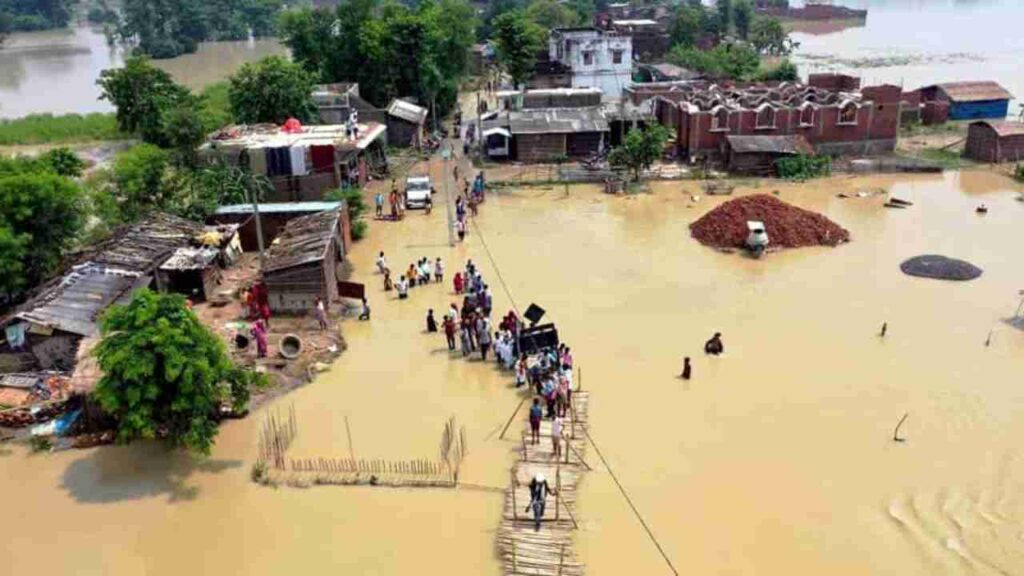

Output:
xmin=508 ymin=108 xmax=609 ymax=134
xmin=263 ymin=208 xmax=341 ymax=274
xmin=387 ymin=99 xmax=429 ymax=125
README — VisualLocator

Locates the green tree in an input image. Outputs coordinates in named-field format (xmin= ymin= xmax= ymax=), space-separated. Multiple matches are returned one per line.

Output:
xmin=750 ymin=16 xmax=794 ymax=55
xmin=733 ymin=0 xmax=752 ymax=39
xmin=669 ymin=5 xmax=702 ymax=49
xmin=608 ymin=125 xmax=670 ymax=182
xmin=94 ymin=289 xmax=255 ymax=454
xmin=716 ymin=0 xmax=732 ymax=34
xmin=669 ymin=42 xmax=760 ymax=80
xmin=756 ymin=58 xmax=799 ymax=81
xmin=278 ymin=0 xmax=476 ymax=117
xmin=173 ymin=164 xmax=271 ymax=221
xmin=40 ymin=147 xmax=86 ymax=177
xmin=101 ymin=144 xmax=175 ymax=223
xmin=526 ymin=0 xmax=579 ymax=29
xmin=161 ymin=100 xmax=207 ymax=167
xmin=493 ymin=10 xmax=545 ymax=90
xmin=0 ymin=169 xmax=84 ymax=298
xmin=117 ymin=0 xmax=206 ymax=58
xmin=97 ymin=56 xmax=192 ymax=145
xmin=229 ymin=56 xmax=317 ymax=124
xmin=326 ymin=185 xmax=368 ymax=241
xmin=0 ymin=0 xmax=75 ymax=32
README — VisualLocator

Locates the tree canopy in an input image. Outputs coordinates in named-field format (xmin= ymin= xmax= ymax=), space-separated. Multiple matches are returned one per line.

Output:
xmin=115 ymin=0 xmax=284 ymax=58
xmin=0 ymin=0 xmax=74 ymax=32
xmin=278 ymin=0 xmax=477 ymax=116
xmin=750 ymin=16 xmax=795 ymax=55
xmin=609 ymin=125 xmax=670 ymax=182
xmin=94 ymin=289 xmax=256 ymax=454
xmin=0 ymin=157 xmax=85 ymax=302
xmin=669 ymin=41 xmax=761 ymax=80
xmin=228 ymin=56 xmax=317 ymax=124
xmin=492 ymin=10 xmax=545 ymax=90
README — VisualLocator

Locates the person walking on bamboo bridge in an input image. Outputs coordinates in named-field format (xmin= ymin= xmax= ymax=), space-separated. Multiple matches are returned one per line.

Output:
xmin=527 ymin=473 xmax=555 ymax=532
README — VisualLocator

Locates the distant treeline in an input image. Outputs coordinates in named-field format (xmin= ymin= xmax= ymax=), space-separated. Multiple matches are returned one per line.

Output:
xmin=0 ymin=0 xmax=75 ymax=33
xmin=112 ymin=0 xmax=283 ymax=58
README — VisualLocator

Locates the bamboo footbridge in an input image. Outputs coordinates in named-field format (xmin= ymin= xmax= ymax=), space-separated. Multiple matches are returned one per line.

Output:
xmin=498 ymin=390 xmax=590 ymax=576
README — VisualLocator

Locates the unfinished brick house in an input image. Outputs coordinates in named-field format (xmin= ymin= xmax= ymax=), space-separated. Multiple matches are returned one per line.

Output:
xmin=638 ymin=78 xmax=902 ymax=160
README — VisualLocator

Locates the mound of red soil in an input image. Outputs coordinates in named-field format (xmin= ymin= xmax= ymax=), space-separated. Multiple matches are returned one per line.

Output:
xmin=690 ymin=194 xmax=850 ymax=249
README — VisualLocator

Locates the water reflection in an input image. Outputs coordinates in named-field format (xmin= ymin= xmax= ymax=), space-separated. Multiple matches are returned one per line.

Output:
xmin=0 ymin=26 xmax=286 ymax=118
xmin=60 ymin=443 xmax=243 ymax=504
xmin=792 ymin=0 xmax=1024 ymax=114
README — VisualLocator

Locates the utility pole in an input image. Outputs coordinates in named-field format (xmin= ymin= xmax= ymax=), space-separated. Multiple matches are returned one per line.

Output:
xmin=250 ymin=187 xmax=266 ymax=267
xmin=442 ymin=141 xmax=455 ymax=246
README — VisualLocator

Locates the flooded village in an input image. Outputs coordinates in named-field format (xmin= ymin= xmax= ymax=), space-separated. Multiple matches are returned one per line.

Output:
xmin=2 ymin=1 xmax=1024 ymax=575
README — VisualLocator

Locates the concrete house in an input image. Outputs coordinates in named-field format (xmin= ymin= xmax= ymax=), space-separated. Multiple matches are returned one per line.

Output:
xmin=548 ymin=27 xmax=633 ymax=101
xmin=386 ymin=99 xmax=429 ymax=148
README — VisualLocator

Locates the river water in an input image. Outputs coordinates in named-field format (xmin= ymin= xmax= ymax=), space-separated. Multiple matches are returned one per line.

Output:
xmin=0 ymin=26 xmax=286 ymax=118
xmin=4 ymin=4 xmax=1024 ymax=575
xmin=791 ymin=0 xmax=1024 ymax=115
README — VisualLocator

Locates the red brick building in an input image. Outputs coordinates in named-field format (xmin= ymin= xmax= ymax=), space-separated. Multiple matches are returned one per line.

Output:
xmin=964 ymin=121 xmax=1024 ymax=163
xmin=635 ymin=79 xmax=902 ymax=159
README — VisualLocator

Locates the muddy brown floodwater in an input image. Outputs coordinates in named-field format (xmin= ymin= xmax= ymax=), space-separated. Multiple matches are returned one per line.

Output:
xmin=3 ymin=163 xmax=1024 ymax=575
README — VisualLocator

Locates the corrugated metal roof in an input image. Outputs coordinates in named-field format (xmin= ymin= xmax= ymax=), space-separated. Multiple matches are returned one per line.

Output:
xmin=2 ymin=214 xmax=204 ymax=337
xmin=263 ymin=208 xmax=342 ymax=274
xmin=935 ymin=81 xmax=1013 ymax=102
xmin=508 ymin=108 xmax=609 ymax=134
xmin=15 ymin=265 xmax=143 ymax=337
xmin=215 ymin=202 xmax=343 ymax=215
xmin=387 ymin=99 xmax=428 ymax=125
xmin=972 ymin=120 xmax=1024 ymax=137
xmin=726 ymin=135 xmax=814 ymax=155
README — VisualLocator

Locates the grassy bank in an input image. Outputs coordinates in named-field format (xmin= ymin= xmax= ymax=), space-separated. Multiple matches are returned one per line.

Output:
xmin=0 ymin=113 xmax=126 ymax=146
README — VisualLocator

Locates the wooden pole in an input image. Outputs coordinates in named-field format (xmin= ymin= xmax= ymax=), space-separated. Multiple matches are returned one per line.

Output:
xmin=511 ymin=468 xmax=518 ymax=521
xmin=558 ymin=543 xmax=566 ymax=576
xmin=894 ymin=413 xmax=909 ymax=442
xmin=345 ymin=415 xmax=356 ymax=461
xmin=555 ymin=465 xmax=561 ymax=521
xmin=499 ymin=396 xmax=528 ymax=440
xmin=512 ymin=540 xmax=518 ymax=574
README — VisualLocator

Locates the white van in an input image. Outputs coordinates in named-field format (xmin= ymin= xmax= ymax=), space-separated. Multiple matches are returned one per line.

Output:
xmin=405 ymin=176 xmax=432 ymax=209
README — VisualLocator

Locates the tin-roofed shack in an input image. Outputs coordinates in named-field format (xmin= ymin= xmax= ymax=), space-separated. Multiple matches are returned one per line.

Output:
xmin=0 ymin=214 xmax=208 ymax=373
xmin=483 ymin=107 xmax=610 ymax=162
xmin=208 ymin=201 xmax=346 ymax=252
xmin=920 ymin=81 xmax=1013 ymax=121
xmin=386 ymin=99 xmax=429 ymax=148
xmin=200 ymin=121 xmax=388 ymax=201
xmin=965 ymin=121 xmax=1024 ymax=163
xmin=262 ymin=206 xmax=350 ymax=314
xmin=725 ymin=134 xmax=814 ymax=176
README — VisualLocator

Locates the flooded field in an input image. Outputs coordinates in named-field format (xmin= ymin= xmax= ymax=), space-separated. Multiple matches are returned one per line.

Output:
xmin=0 ymin=26 xmax=285 ymax=118
xmin=3 ymin=163 xmax=1024 ymax=574
xmin=792 ymin=0 xmax=1024 ymax=113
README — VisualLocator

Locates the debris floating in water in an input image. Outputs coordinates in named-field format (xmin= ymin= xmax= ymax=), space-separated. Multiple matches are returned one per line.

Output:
xmin=690 ymin=194 xmax=850 ymax=249
xmin=900 ymin=255 xmax=983 ymax=281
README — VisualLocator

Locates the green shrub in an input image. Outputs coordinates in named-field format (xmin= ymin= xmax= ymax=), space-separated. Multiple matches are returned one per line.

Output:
xmin=775 ymin=154 xmax=831 ymax=180
xmin=1014 ymin=164 xmax=1024 ymax=182
xmin=351 ymin=219 xmax=368 ymax=241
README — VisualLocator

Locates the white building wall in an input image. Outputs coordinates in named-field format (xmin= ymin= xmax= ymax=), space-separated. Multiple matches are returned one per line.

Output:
xmin=549 ymin=29 xmax=633 ymax=101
